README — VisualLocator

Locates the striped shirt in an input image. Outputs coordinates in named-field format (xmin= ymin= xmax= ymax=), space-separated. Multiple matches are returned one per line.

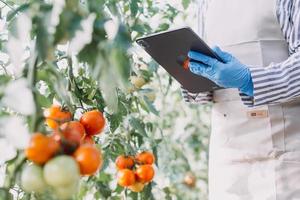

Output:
xmin=182 ymin=0 xmax=300 ymax=107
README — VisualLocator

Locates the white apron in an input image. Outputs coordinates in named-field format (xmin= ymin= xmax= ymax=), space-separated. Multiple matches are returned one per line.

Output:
xmin=204 ymin=0 xmax=300 ymax=199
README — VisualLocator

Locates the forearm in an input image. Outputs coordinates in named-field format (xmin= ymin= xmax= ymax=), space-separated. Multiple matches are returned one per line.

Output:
xmin=240 ymin=51 xmax=300 ymax=106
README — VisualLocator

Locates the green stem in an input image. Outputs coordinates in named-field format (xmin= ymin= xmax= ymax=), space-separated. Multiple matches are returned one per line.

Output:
xmin=67 ymin=57 xmax=84 ymax=109
xmin=0 ymin=0 xmax=16 ymax=11
xmin=0 ymin=63 xmax=8 ymax=75
xmin=4 ymin=153 xmax=26 ymax=189
xmin=27 ymin=52 xmax=39 ymax=132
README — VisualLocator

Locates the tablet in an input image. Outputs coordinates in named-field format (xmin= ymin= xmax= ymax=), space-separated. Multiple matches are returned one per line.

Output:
xmin=136 ymin=27 xmax=222 ymax=93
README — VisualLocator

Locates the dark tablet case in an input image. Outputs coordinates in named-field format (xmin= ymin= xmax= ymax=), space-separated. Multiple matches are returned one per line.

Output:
xmin=136 ymin=27 xmax=222 ymax=93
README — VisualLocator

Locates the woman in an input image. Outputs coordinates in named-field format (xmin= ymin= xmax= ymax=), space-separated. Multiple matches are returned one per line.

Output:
xmin=182 ymin=0 xmax=300 ymax=199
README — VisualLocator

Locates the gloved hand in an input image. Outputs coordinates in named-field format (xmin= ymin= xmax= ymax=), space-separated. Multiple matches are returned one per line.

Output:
xmin=188 ymin=46 xmax=254 ymax=96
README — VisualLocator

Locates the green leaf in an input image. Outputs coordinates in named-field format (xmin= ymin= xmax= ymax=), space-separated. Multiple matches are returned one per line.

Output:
xmin=0 ymin=75 xmax=11 ymax=85
xmin=143 ymin=96 xmax=159 ymax=116
xmin=182 ymin=0 xmax=191 ymax=9
xmin=163 ymin=187 xmax=173 ymax=200
xmin=130 ymin=0 xmax=139 ymax=17
xmin=35 ymin=16 xmax=51 ymax=60
xmin=6 ymin=3 xmax=30 ymax=21
xmin=96 ymin=182 xmax=112 ymax=198
xmin=0 ymin=188 xmax=13 ymax=200
xmin=141 ymin=183 xmax=155 ymax=200
xmin=36 ymin=91 xmax=52 ymax=108
xmin=54 ymin=10 xmax=83 ymax=45
xmin=129 ymin=117 xmax=148 ymax=138
xmin=157 ymin=23 xmax=170 ymax=32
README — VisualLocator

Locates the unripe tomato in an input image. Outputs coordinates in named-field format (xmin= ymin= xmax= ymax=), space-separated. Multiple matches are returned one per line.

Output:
xmin=128 ymin=182 xmax=145 ymax=193
xmin=130 ymin=76 xmax=146 ymax=89
xmin=135 ymin=152 xmax=155 ymax=165
xmin=54 ymin=182 xmax=78 ymax=200
xmin=25 ymin=133 xmax=59 ymax=165
xmin=135 ymin=165 xmax=155 ymax=183
xmin=117 ymin=169 xmax=136 ymax=187
xmin=80 ymin=110 xmax=105 ymax=136
xmin=21 ymin=164 xmax=47 ymax=193
xmin=59 ymin=121 xmax=86 ymax=145
xmin=115 ymin=155 xmax=135 ymax=170
xmin=73 ymin=145 xmax=103 ymax=176
xmin=43 ymin=155 xmax=80 ymax=187
xmin=44 ymin=105 xmax=72 ymax=129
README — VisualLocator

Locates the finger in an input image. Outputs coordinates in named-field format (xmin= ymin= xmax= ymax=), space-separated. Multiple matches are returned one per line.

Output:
xmin=212 ymin=46 xmax=232 ymax=63
xmin=188 ymin=51 xmax=219 ymax=66
xmin=188 ymin=61 xmax=210 ymax=78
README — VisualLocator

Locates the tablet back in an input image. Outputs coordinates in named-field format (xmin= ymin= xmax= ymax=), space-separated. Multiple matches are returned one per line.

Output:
xmin=136 ymin=27 xmax=221 ymax=93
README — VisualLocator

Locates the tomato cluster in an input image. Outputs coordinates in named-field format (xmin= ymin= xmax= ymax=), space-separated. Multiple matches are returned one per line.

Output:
xmin=21 ymin=105 xmax=105 ymax=199
xmin=115 ymin=152 xmax=155 ymax=193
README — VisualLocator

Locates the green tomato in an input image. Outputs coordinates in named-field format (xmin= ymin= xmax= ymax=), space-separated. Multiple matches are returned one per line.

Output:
xmin=43 ymin=155 xmax=80 ymax=187
xmin=54 ymin=182 xmax=79 ymax=200
xmin=21 ymin=164 xmax=47 ymax=193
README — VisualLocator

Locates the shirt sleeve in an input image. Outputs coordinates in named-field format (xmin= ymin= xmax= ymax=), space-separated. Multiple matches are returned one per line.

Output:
xmin=240 ymin=0 xmax=300 ymax=107
xmin=181 ymin=87 xmax=213 ymax=104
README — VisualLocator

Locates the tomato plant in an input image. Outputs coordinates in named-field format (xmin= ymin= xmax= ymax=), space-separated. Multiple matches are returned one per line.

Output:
xmin=0 ymin=0 xmax=210 ymax=199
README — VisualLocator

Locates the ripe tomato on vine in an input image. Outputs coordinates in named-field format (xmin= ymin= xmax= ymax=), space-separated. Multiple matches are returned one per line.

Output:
xmin=117 ymin=169 xmax=136 ymax=187
xmin=115 ymin=155 xmax=135 ymax=170
xmin=135 ymin=165 xmax=155 ymax=183
xmin=74 ymin=145 xmax=103 ymax=176
xmin=58 ymin=121 xmax=86 ymax=145
xmin=80 ymin=110 xmax=105 ymax=136
xmin=135 ymin=151 xmax=155 ymax=165
xmin=44 ymin=105 xmax=72 ymax=129
xmin=25 ymin=133 xmax=60 ymax=165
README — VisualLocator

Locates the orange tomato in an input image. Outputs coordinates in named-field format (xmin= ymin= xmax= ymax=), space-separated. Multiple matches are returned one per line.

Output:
xmin=44 ymin=105 xmax=72 ymax=129
xmin=135 ymin=151 xmax=155 ymax=165
xmin=80 ymin=135 xmax=95 ymax=146
xmin=59 ymin=121 xmax=85 ymax=146
xmin=115 ymin=155 xmax=135 ymax=170
xmin=73 ymin=145 xmax=103 ymax=176
xmin=80 ymin=110 xmax=105 ymax=136
xmin=117 ymin=169 xmax=136 ymax=187
xmin=135 ymin=165 xmax=155 ymax=183
xmin=25 ymin=133 xmax=59 ymax=165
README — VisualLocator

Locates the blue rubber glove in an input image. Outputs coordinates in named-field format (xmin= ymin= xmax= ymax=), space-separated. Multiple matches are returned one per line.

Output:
xmin=188 ymin=46 xmax=254 ymax=96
